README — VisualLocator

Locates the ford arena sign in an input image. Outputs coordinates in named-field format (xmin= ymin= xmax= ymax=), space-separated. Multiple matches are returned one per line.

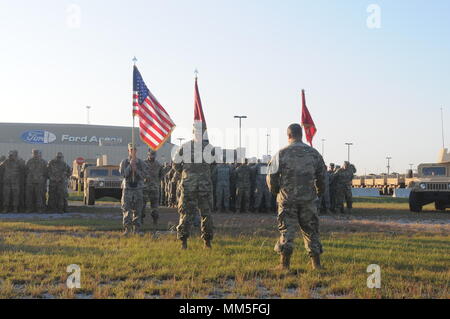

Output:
xmin=61 ymin=135 xmax=123 ymax=145
xmin=21 ymin=130 xmax=57 ymax=144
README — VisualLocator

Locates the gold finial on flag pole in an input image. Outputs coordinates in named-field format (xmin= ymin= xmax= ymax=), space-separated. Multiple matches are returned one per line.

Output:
xmin=194 ymin=68 xmax=199 ymax=80
xmin=133 ymin=56 xmax=138 ymax=66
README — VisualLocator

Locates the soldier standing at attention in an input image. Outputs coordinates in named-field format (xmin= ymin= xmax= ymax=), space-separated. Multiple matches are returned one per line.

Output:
xmin=1 ymin=151 xmax=24 ymax=213
xmin=47 ymin=152 xmax=71 ymax=212
xmin=119 ymin=143 xmax=146 ymax=235
xmin=253 ymin=160 xmax=272 ymax=213
xmin=333 ymin=161 xmax=356 ymax=214
xmin=214 ymin=162 xmax=231 ymax=213
xmin=267 ymin=124 xmax=326 ymax=270
xmin=25 ymin=149 xmax=48 ymax=213
xmin=234 ymin=159 xmax=251 ymax=213
xmin=143 ymin=149 xmax=162 ymax=227
xmin=173 ymin=131 xmax=214 ymax=250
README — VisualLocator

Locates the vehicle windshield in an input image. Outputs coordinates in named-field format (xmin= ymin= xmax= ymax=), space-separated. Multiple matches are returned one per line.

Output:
xmin=422 ymin=167 xmax=446 ymax=176
xmin=112 ymin=169 xmax=121 ymax=177
xmin=89 ymin=169 xmax=109 ymax=177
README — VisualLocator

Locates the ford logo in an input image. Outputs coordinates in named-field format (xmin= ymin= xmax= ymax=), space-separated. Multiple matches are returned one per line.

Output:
xmin=21 ymin=130 xmax=57 ymax=144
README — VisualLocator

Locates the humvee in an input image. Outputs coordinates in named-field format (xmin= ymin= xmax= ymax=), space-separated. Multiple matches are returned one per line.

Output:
xmin=70 ymin=159 xmax=96 ymax=191
xmin=408 ymin=149 xmax=450 ymax=212
xmin=83 ymin=165 xmax=122 ymax=205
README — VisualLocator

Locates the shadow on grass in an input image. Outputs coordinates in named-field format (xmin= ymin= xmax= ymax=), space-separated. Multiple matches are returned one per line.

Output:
xmin=0 ymin=243 xmax=105 ymax=256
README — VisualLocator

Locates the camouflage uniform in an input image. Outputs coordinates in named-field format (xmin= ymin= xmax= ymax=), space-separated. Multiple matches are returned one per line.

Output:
xmin=267 ymin=140 xmax=326 ymax=259
xmin=160 ymin=163 xmax=170 ymax=205
xmin=333 ymin=163 xmax=356 ymax=213
xmin=318 ymin=171 xmax=331 ymax=215
xmin=143 ymin=153 xmax=162 ymax=225
xmin=119 ymin=153 xmax=145 ymax=233
xmin=229 ymin=164 xmax=237 ymax=212
xmin=25 ymin=150 xmax=48 ymax=212
xmin=174 ymin=140 xmax=214 ymax=245
xmin=215 ymin=163 xmax=231 ymax=212
xmin=47 ymin=153 xmax=71 ymax=212
xmin=234 ymin=163 xmax=251 ymax=213
xmin=0 ymin=151 xmax=24 ymax=212
xmin=253 ymin=162 xmax=272 ymax=212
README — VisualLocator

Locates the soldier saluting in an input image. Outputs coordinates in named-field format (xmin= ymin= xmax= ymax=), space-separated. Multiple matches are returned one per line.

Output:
xmin=119 ymin=143 xmax=145 ymax=235
xmin=267 ymin=124 xmax=326 ymax=270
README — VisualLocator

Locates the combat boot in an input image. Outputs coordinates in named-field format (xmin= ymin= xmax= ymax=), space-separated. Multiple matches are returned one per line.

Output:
xmin=121 ymin=228 xmax=131 ymax=237
xmin=277 ymin=254 xmax=291 ymax=270
xmin=311 ymin=255 xmax=323 ymax=270
xmin=204 ymin=240 xmax=212 ymax=249
xmin=181 ymin=238 xmax=188 ymax=250
xmin=152 ymin=216 xmax=158 ymax=226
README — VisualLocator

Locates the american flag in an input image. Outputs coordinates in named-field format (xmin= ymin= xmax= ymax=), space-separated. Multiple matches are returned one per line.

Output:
xmin=133 ymin=66 xmax=175 ymax=150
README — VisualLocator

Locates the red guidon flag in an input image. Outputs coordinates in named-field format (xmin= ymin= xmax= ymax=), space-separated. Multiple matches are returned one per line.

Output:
xmin=301 ymin=89 xmax=317 ymax=146
xmin=133 ymin=66 xmax=175 ymax=150
xmin=193 ymin=76 xmax=208 ymax=141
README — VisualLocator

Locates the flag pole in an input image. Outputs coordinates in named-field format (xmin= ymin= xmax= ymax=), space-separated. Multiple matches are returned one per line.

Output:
xmin=131 ymin=57 xmax=138 ymax=182
xmin=132 ymin=56 xmax=138 ymax=149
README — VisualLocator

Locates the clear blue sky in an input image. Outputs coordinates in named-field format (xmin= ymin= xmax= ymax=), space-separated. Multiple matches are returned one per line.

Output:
xmin=1 ymin=0 xmax=449 ymax=173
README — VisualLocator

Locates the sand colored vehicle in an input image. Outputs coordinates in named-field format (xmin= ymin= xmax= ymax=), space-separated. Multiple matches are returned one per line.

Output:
xmin=408 ymin=148 xmax=450 ymax=212
xmin=83 ymin=165 xmax=122 ymax=205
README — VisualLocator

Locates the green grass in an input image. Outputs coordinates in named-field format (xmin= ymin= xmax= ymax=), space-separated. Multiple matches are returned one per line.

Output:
xmin=0 ymin=200 xmax=449 ymax=299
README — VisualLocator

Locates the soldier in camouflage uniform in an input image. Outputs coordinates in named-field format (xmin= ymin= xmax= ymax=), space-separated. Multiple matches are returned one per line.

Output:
xmin=214 ymin=163 xmax=231 ymax=212
xmin=253 ymin=161 xmax=272 ymax=213
xmin=0 ymin=150 xmax=25 ymax=213
xmin=173 ymin=133 xmax=214 ymax=249
xmin=47 ymin=152 xmax=71 ymax=212
xmin=267 ymin=124 xmax=326 ymax=270
xmin=25 ymin=149 xmax=48 ymax=212
xmin=160 ymin=163 xmax=170 ymax=206
xmin=18 ymin=154 xmax=26 ymax=212
xmin=333 ymin=161 xmax=356 ymax=214
xmin=234 ymin=159 xmax=251 ymax=213
xmin=119 ymin=144 xmax=145 ymax=235
xmin=142 ymin=149 xmax=163 ymax=226
xmin=327 ymin=163 xmax=336 ymax=213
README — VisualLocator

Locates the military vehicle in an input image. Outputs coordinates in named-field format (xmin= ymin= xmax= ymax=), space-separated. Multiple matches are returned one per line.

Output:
xmin=83 ymin=165 xmax=122 ymax=205
xmin=70 ymin=158 xmax=96 ymax=191
xmin=408 ymin=148 xmax=450 ymax=212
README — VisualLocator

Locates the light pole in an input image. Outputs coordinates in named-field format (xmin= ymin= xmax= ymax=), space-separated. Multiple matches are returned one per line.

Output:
xmin=386 ymin=156 xmax=392 ymax=176
xmin=234 ymin=115 xmax=247 ymax=157
xmin=321 ymin=139 xmax=326 ymax=157
xmin=345 ymin=142 xmax=353 ymax=162
xmin=177 ymin=138 xmax=185 ymax=147
xmin=86 ymin=106 xmax=91 ymax=124
xmin=266 ymin=132 xmax=270 ymax=156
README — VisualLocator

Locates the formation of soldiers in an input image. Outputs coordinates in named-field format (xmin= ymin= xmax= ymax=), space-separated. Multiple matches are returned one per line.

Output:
xmin=319 ymin=161 xmax=357 ymax=215
xmin=0 ymin=150 xmax=71 ymax=213
xmin=160 ymin=159 xmax=275 ymax=214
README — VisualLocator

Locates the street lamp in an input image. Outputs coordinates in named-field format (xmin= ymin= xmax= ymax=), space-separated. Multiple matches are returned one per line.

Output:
xmin=86 ymin=106 xmax=91 ymax=125
xmin=345 ymin=143 xmax=353 ymax=162
xmin=177 ymin=138 xmax=185 ymax=146
xmin=386 ymin=157 xmax=392 ymax=176
xmin=234 ymin=115 xmax=247 ymax=157
xmin=266 ymin=132 xmax=270 ymax=156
